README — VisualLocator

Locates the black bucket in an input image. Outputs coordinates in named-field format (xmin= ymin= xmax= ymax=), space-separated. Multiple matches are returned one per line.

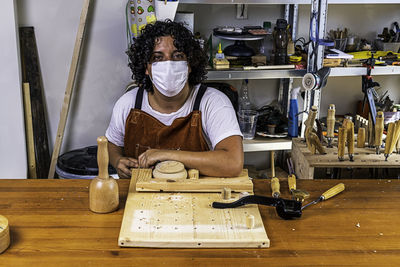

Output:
xmin=56 ymin=146 xmax=117 ymax=179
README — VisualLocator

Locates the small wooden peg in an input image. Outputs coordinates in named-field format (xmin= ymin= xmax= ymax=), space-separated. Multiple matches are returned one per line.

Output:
xmin=222 ymin=188 xmax=231 ymax=200
xmin=246 ymin=215 xmax=255 ymax=229
xmin=188 ymin=169 xmax=199 ymax=179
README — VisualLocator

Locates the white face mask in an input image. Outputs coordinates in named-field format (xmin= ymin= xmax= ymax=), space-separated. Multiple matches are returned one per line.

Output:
xmin=150 ymin=60 xmax=188 ymax=97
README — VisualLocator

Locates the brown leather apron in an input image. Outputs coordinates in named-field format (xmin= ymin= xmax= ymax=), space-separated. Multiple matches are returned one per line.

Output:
xmin=124 ymin=84 xmax=210 ymax=158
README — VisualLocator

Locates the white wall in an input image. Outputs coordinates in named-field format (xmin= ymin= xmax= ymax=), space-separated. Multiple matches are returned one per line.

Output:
xmin=17 ymin=0 xmax=132 ymax=155
xmin=8 ymin=2 xmax=400 ymax=173
xmin=0 ymin=0 xmax=27 ymax=178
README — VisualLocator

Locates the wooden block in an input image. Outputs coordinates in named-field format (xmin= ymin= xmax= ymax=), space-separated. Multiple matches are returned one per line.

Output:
xmin=119 ymin=175 xmax=269 ymax=248
xmin=135 ymin=169 xmax=253 ymax=193
xmin=0 ymin=215 xmax=10 ymax=254
xmin=188 ymin=169 xmax=199 ymax=179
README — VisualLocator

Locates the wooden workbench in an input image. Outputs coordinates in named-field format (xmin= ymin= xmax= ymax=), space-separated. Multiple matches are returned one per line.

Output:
xmin=0 ymin=178 xmax=399 ymax=266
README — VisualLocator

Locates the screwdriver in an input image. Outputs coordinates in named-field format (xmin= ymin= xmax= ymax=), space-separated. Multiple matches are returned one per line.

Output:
xmin=301 ymin=183 xmax=345 ymax=210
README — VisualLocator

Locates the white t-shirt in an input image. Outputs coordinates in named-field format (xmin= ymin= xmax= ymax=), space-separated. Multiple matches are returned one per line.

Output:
xmin=105 ymin=84 xmax=242 ymax=150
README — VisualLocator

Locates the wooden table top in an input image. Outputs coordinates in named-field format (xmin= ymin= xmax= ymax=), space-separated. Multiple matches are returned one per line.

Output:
xmin=0 ymin=178 xmax=399 ymax=266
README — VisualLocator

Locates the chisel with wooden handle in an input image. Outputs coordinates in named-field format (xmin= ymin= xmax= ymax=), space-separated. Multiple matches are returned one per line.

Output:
xmin=384 ymin=122 xmax=395 ymax=160
xmin=338 ymin=127 xmax=346 ymax=161
xmin=347 ymin=121 xmax=355 ymax=161
xmin=301 ymin=183 xmax=345 ymax=210
xmin=375 ymin=111 xmax=384 ymax=154
xmin=270 ymin=151 xmax=280 ymax=198
xmin=326 ymin=104 xmax=336 ymax=148
xmin=357 ymin=127 xmax=366 ymax=148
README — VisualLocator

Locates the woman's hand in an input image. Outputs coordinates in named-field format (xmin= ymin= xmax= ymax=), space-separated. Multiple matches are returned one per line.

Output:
xmin=138 ymin=149 xmax=166 ymax=168
xmin=115 ymin=156 xmax=138 ymax=179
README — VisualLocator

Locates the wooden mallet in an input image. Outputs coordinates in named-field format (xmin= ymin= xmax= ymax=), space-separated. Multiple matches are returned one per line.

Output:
xmin=89 ymin=136 xmax=119 ymax=213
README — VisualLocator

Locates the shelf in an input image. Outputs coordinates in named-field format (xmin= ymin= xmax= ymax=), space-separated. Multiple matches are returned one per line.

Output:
xmin=206 ymin=66 xmax=400 ymax=80
xmin=243 ymin=138 xmax=292 ymax=152
xmin=329 ymin=66 xmax=400 ymax=77
xmin=206 ymin=69 xmax=306 ymax=80
xmin=180 ymin=0 xmax=400 ymax=4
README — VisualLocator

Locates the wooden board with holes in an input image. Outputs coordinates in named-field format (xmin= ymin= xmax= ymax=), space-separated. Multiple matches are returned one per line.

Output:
xmin=292 ymin=138 xmax=400 ymax=179
xmin=118 ymin=169 xmax=269 ymax=248
xmin=135 ymin=168 xmax=253 ymax=192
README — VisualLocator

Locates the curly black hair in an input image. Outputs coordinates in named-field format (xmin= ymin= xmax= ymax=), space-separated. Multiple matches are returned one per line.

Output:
xmin=127 ymin=20 xmax=208 ymax=93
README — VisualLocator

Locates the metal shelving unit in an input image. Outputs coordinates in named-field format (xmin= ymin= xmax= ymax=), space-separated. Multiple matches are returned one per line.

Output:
xmin=183 ymin=0 xmax=400 ymax=152
xmin=181 ymin=0 xmax=400 ymax=4
xmin=243 ymin=138 xmax=292 ymax=152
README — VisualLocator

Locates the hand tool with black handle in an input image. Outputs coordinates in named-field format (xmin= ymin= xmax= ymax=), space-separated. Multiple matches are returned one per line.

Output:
xmin=212 ymin=195 xmax=302 ymax=220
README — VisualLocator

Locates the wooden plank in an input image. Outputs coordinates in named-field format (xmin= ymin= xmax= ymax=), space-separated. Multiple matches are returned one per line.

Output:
xmin=22 ymin=83 xmax=37 ymax=178
xmin=48 ymin=0 xmax=92 ymax=178
xmin=119 ymin=170 xmax=269 ymax=248
xmin=19 ymin=27 xmax=50 ymax=178
xmin=135 ymin=169 xmax=254 ymax=192
xmin=292 ymin=138 xmax=314 ymax=179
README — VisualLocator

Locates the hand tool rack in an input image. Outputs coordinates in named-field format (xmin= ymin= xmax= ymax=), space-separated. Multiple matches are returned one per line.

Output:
xmin=291 ymin=138 xmax=400 ymax=179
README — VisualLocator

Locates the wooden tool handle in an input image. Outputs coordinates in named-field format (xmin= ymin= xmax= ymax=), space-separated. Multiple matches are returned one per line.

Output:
xmin=338 ymin=127 xmax=347 ymax=159
xmin=357 ymin=127 xmax=366 ymax=148
xmin=270 ymin=151 xmax=275 ymax=178
xmin=389 ymin=121 xmax=400 ymax=154
xmin=288 ymin=174 xmax=296 ymax=191
xmin=321 ymin=183 xmax=345 ymax=201
xmin=309 ymin=132 xmax=326 ymax=154
xmin=326 ymin=104 xmax=336 ymax=138
xmin=347 ymin=122 xmax=354 ymax=154
xmin=97 ymin=136 xmax=109 ymax=179
xmin=374 ymin=111 xmax=384 ymax=146
xmin=271 ymin=177 xmax=280 ymax=197
xmin=385 ymin=122 xmax=395 ymax=154
xmin=306 ymin=106 xmax=318 ymax=128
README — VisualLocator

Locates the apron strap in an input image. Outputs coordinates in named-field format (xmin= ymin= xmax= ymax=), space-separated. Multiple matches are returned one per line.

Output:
xmin=193 ymin=84 xmax=207 ymax=111
xmin=134 ymin=87 xmax=145 ymax=110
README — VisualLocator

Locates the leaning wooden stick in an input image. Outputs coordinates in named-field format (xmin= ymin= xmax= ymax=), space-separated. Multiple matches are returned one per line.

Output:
xmin=48 ymin=0 xmax=92 ymax=178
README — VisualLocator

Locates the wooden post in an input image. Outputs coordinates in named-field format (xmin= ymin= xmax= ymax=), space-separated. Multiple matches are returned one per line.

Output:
xmin=48 ymin=0 xmax=92 ymax=178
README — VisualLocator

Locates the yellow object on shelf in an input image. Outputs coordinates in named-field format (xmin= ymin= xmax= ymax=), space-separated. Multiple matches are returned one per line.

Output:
xmin=213 ymin=58 xmax=230 ymax=70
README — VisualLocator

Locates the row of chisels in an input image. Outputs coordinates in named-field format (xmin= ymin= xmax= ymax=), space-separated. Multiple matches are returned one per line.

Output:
xmin=305 ymin=104 xmax=400 ymax=161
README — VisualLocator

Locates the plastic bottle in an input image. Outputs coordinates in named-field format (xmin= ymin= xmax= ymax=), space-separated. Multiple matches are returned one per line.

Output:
xmin=288 ymin=87 xmax=300 ymax=137
xmin=273 ymin=19 xmax=288 ymax=65
xmin=215 ymin=43 xmax=225 ymax=59
xmin=239 ymin=79 xmax=252 ymax=111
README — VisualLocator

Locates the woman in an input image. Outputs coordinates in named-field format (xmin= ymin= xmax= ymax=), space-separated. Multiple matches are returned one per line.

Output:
xmin=106 ymin=20 xmax=243 ymax=178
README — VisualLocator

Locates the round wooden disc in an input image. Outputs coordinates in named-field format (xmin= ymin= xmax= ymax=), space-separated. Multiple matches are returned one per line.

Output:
xmin=155 ymin=161 xmax=185 ymax=174
xmin=0 ymin=215 xmax=10 ymax=254
xmin=153 ymin=169 xmax=187 ymax=180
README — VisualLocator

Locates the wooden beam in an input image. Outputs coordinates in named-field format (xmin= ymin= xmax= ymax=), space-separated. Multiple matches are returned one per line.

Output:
xmin=48 ymin=0 xmax=92 ymax=178
xmin=22 ymin=83 xmax=37 ymax=178
xmin=19 ymin=27 xmax=51 ymax=178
